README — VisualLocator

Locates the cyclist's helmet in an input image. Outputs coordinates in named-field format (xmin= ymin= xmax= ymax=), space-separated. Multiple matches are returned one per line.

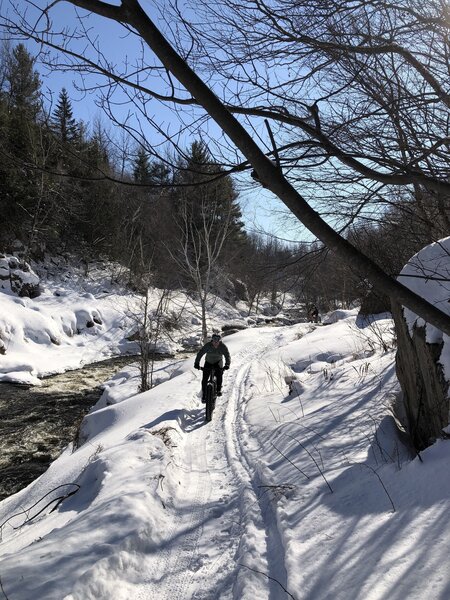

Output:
xmin=211 ymin=333 xmax=221 ymax=342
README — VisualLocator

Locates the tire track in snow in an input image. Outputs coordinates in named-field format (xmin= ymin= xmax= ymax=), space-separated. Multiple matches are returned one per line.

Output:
xmin=135 ymin=387 xmax=240 ymax=599
xmin=224 ymin=339 xmax=290 ymax=600
xmin=134 ymin=403 xmax=212 ymax=599
xmin=136 ymin=328 xmax=294 ymax=599
xmin=160 ymin=428 xmax=211 ymax=599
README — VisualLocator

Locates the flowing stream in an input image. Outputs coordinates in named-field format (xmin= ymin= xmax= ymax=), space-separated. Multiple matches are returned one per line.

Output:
xmin=0 ymin=356 xmax=139 ymax=501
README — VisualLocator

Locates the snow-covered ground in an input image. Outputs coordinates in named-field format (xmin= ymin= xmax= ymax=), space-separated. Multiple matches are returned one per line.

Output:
xmin=1 ymin=306 xmax=450 ymax=600
xmin=0 ymin=259 xmax=246 ymax=384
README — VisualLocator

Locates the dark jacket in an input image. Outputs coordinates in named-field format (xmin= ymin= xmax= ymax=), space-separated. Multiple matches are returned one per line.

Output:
xmin=195 ymin=341 xmax=230 ymax=368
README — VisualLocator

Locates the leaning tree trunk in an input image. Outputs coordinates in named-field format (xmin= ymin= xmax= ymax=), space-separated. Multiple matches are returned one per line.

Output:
xmin=60 ymin=0 xmax=450 ymax=336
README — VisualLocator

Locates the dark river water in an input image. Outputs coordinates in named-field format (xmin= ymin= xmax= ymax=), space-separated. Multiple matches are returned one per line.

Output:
xmin=0 ymin=356 xmax=138 ymax=501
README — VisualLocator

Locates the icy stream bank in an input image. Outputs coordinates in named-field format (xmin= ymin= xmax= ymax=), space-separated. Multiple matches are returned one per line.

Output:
xmin=0 ymin=356 xmax=138 ymax=500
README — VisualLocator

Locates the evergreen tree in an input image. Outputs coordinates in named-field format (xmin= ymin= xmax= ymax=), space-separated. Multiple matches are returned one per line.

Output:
xmin=75 ymin=120 xmax=112 ymax=250
xmin=50 ymin=88 xmax=79 ymax=143
xmin=133 ymin=147 xmax=152 ymax=183
xmin=174 ymin=140 xmax=245 ymax=257
xmin=0 ymin=43 xmax=42 ymax=246
xmin=4 ymin=43 xmax=41 ymax=161
xmin=133 ymin=148 xmax=171 ymax=186
xmin=86 ymin=120 xmax=110 ymax=171
xmin=6 ymin=43 xmax=41 ymax=123
xmin=148 ymin=160 xmax=171 ymax=186
xmin=127 ymin=148 xmax=171 ymax=279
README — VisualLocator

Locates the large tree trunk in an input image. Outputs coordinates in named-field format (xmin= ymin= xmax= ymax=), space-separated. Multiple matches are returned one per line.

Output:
xmin=392 ymin=300 xmax=449 ymax=450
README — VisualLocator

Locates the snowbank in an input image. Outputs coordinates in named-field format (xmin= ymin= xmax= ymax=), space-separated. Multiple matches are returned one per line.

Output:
xmin=0 ymin=261 xmax=247 ymax=384
xmin=398 ymin=236 xmax=450 ymax=382
xmin=399 ymin=236 xmax=450 ymax=340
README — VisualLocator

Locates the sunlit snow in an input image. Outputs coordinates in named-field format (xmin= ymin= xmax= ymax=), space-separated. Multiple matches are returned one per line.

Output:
xmin=0 ymin=257 xmax=449 ymax=599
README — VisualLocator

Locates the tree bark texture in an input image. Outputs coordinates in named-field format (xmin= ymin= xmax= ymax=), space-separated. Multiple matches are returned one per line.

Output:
xmin=392 ymin=300 xmax=449 ymax=450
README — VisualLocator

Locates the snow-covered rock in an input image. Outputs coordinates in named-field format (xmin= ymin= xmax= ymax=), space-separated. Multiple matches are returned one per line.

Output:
xmin=322 ymin=308 xmax=357 ymax=324
xmin=0 ymin=255 xmax=40 ymax=298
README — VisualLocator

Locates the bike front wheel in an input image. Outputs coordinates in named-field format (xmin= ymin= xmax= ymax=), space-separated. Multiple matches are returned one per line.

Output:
xmin=205 ymin=384 xmax=215 ymax=422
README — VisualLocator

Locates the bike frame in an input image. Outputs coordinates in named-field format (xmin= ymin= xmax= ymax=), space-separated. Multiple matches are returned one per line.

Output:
xmin=201 ymin=365 xmax=219 ymax=423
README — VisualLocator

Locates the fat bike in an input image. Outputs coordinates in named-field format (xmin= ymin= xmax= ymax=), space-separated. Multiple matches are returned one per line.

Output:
xmin=201 ymin=366 xmax=220 ymax=423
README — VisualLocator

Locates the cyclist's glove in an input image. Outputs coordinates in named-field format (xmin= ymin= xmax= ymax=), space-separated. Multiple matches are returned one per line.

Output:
xmin=223 ymin=365 xmax=230 ymax=370
xmin=194 ymin=363 xmax=200 ymax=370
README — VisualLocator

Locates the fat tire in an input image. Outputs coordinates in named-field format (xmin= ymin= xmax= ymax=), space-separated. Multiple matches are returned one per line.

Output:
xmin=205 ymin=385 xmax=214 ymax=422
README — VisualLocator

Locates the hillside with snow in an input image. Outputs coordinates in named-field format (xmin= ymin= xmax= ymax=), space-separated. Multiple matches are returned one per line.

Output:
xmin=0 ymin=258 xmax=247 ymax=385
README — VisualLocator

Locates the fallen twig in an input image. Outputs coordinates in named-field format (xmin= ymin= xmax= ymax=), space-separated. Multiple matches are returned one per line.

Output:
xmin=271 ymin=442 xmax=310 ymax=480
xmin=0 ymin=484 xmax=80 ymax=540
xmin=0 ymin=575 xmax=10 ymax=600
xmin=239 ymin=563 xmax=298 ymax=600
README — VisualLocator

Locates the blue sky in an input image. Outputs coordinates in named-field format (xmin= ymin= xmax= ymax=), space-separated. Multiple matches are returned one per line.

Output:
xmin=19 ymin=0 xmax=311 ymax=243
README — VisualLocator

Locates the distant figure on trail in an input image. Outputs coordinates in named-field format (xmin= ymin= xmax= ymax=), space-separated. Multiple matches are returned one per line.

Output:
xmin=308 ymin=304 xmax=319 ymax=323
xmin=194 ymin=333 xmax=230 ymax=401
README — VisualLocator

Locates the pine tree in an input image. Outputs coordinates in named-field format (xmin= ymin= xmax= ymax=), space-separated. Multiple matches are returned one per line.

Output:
xmin=3 ymin=43 xmax=41 ymax=163
xmin=84 ymin=119 xmax=110 ymax=172
xmin=133 ymin=148 xmax=171 ymax=186
xmin=0 ymin=44 xmax=42 ymax=246
xmin=6 ymin=43 xmax=41 ymax=121
xmin=148 ymin=160 xmax=171 ymax=186
xmin=175 ymin=140 xmax=245 ymax=251
xmin=51 ymin=88 xmax=79 ymax=143
xmin=133 ymin=147 xmax=152 ymax=183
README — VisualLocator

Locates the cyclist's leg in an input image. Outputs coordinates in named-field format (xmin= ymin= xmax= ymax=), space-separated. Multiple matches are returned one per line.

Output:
xmin=202 ymin=363 xmax=212 ymax=399
xmin=216 ymin=366 xmax=223 ymax=394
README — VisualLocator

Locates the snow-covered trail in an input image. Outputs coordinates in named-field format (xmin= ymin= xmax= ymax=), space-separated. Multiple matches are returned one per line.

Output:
xmin=223 ymin=355 xmax=290 ymax=599
xmin=4 ymin=311 xmax=450 ymax=600
xmin=133 ymin=401 xmax=237 ymax=599
xmin=0 ymin=324 xmax=303 ymax=600
xmin=132 ymin=328 xmax=295 ymax=600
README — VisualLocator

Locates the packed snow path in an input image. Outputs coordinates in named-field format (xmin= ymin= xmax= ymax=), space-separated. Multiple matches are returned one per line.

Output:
xmin=134 ymin=329 xmax=292 ymax=600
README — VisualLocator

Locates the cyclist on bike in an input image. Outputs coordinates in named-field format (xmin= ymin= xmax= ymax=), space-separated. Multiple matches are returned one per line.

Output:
xmin=194 ymin=333 xmax=230 ymax=401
